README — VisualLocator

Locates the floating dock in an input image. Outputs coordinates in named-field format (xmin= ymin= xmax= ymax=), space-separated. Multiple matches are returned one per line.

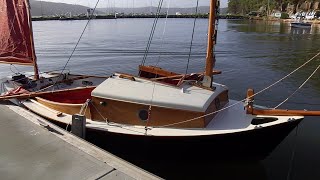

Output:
xmin=0 ymin=103 xmax=160 ymax=180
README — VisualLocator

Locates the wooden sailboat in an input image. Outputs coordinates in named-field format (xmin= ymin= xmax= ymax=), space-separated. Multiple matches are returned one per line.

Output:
xmin=0 ymin=0 xmax=107 ymax=99
xmin=2 ymin=0 xmax=320 ymax=161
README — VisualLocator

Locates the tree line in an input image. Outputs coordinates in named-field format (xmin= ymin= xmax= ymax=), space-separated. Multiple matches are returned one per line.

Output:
xmin=228 ymin=0 xmax=319 ymax=15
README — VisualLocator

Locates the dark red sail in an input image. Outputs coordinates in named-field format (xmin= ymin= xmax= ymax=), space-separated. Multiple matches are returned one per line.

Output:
xmin=0 ymin=0 xmax=35 ymax=65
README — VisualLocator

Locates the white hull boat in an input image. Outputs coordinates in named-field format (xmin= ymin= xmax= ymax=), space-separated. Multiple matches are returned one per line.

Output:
xmin=291 ymin=22 xmax=312 ymax=28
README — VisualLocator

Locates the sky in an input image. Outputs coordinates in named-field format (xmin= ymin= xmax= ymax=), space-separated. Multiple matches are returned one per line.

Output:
xmin=39 ymin=0 xmax=228 ymax=8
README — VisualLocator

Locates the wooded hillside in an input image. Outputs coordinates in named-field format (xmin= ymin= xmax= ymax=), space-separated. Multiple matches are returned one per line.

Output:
xmin=228 ymin=0 xmax=320 ymax=14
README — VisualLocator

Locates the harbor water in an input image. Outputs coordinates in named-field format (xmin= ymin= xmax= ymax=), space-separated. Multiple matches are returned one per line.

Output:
xmin=1 ymin=19 xmax=320 ymax=179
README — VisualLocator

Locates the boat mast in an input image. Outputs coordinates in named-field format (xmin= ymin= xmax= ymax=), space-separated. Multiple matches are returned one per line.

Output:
xmin=204 ymin=0 xmax=218 ymax=88
xmin=25 ymin=0 xmax=39 ymax=80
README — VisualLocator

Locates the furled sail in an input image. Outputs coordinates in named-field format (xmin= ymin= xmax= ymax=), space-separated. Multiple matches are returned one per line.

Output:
xmin=0 ymin=0 xmax=35 ymax=65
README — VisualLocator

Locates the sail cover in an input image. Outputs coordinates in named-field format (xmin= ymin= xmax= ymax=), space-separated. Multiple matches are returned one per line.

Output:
xmin=0 ymin=0 xmax=35 ymax=65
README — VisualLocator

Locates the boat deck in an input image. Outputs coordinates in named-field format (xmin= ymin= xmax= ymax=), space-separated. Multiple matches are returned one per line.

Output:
xmin=0 ymin=103 xmax=160 ymax=180
xmin=22 ymin=99 xmax=303 ymax=136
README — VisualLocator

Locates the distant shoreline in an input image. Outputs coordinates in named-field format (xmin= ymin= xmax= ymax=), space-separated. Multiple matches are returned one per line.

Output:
xmin=248 ymin=16 xmax=320 ymax=24
xmin=32 ymin=14 xmax=246 ymax=21
xmin=31 ymin=15 xmax=320 ymax=25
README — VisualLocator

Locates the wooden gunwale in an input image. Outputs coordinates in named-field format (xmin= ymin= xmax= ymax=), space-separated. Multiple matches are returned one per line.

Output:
xmin=251 ymin=109 xmax=320 ymax=116
xmin=0 ymin=86 xmax=96 ymax=101
xmin=48 ymin=73 xmax=110 ymax=79
xmin=35 ymin=97 xmax=91 ymax=118
xmin=35 ymin=97 xmax=84 ymax=106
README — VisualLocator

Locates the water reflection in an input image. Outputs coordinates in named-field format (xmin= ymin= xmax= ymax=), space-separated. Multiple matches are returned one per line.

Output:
xmin=290 ymin=27 xmax=311 ymax=35
xmin=290 ymin=26 xmax=320 ymax=35
xmin=229 ymin=19 xmax=320 ymax=35
xmin=138 ymin=161 xmax=267 ymax=180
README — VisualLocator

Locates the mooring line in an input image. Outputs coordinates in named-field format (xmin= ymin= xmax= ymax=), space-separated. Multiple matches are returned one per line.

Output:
xmin=275 ymin=63 xmax=320 ymax=109
xmin=158 ymin=50 xmax=320 ymax=128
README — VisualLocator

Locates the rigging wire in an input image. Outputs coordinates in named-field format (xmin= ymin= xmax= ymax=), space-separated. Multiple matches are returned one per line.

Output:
xmin=155 ymin=0 xmax=171 ymax=67
xmin=185 ymin=0 xmax=200 ymax=74
xmin=141 ymin=0 xmax=164 ymax=66
xmin=145 ymin=0 xmax=171 ymax=132
xmin=10 ymin=65 xmax=20 ymax=75
xmin=52 ymin=0 xmax=101 ymax=90
xmin=39 ymin=0 xmax=44 ymax=17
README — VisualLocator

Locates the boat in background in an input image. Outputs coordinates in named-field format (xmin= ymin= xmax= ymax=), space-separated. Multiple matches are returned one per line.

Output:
xmin=1 ymin=0 xmax=320 ymax=161
xmin=0 ymin=0 xmax=107 ymax=99
xmin=291 ymin=22 xmax=312 ymax=28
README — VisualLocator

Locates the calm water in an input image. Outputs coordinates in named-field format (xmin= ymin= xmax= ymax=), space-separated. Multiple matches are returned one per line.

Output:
xmin=1 ymin=19 xmax=320 ymax=179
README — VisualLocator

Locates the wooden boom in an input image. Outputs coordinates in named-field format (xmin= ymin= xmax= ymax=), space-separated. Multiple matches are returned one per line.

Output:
xmin=246 ymin=88 xmax=320 ymax=116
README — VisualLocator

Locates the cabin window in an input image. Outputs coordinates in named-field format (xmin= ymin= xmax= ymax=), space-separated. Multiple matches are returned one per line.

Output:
xmin=99 ymin=101 xmax=107 ymax=107
xmin=138 ymin=110 xmax=149 ymax=121
xmin=251 ymin=117 xmax=278 ymax=125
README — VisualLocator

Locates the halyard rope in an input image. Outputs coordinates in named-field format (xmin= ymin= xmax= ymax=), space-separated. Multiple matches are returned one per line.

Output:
xmin=186 ymin=0 xmax=200 ymax=74
xmin=155 ymin=0 xmax=171 ymax=67
xmin=145 ymin=0 xmax=171 ymax=133
xmin=141 ymin=0 xmax=165 ymax=66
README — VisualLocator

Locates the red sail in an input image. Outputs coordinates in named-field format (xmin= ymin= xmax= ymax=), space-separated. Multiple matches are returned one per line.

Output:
xmin=0 ymin=0 xmax=35 ymax=65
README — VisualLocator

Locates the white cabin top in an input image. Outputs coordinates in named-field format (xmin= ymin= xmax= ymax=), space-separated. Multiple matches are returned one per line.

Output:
xmin=91 ymin=74 xmax=228 ymax=112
